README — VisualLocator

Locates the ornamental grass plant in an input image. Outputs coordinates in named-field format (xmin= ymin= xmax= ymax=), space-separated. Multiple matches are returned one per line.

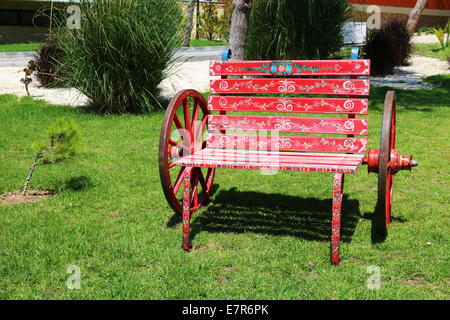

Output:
xmin=55 ymin=0 xmax=184 ymax=113
xmin=245 ymin=0 xmax=353 ymax=60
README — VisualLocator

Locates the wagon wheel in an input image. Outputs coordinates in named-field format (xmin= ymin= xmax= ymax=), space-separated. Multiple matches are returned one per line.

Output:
xmin=158 ymin=89 xmax=215 ymax=214
xmin=376 ymin=91 xmax=396 ymax=236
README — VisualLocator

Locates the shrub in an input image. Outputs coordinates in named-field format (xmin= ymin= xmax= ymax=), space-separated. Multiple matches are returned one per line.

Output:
xmin=55 ymin=0 xmax=183 ymax=113
xmin=385 ymin=17 xmax=412 ymax=66
xmin=431 ymin=19 xmax=449 ymax=49
xmin=245 ymin=0 xmax=353 ymax=60
xmin=198 ymin=1 xmax=220 ymax=41
xmin=447 ymin=56 xmax=450 ymax=69
xmin=363 ymin=17 xmax=412 ymax=76
xmin=34 ymin=39 xmax=65 ymax=87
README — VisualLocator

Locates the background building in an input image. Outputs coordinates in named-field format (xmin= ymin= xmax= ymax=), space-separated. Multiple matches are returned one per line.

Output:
xmin=1 ymin=0 xmax=449 ymax=45
xmin=349 ymin=0 xmax=450 ymax=27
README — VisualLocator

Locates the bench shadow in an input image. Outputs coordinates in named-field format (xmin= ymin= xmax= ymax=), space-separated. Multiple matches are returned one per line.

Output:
xmin=186 ymin=186 xmax=361 ymax=243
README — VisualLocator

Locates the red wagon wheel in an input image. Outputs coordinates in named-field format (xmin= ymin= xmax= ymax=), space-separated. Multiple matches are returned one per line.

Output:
xmin=158 ymin=89 xmax=215 ymax=214
xmin=376 ymin=91 xmax=396 ymax=236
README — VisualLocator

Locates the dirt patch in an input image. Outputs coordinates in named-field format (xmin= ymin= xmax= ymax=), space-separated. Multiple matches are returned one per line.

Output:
xmin=192 ymin=242 xmax=222 ymax=252
xmin=0 ymin=190 xmax=55 ymax=205
xmin=403 ymin=279 xmax=438 ymax=289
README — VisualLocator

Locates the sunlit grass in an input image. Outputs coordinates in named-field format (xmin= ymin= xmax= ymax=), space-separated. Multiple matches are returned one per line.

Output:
xmin=0 ymin=42 xmax=40 ymax=53
xmin=0 ymin=76 xmax=448 ymax=299
xmin=413 ymin=43 xmax=450 ymax=61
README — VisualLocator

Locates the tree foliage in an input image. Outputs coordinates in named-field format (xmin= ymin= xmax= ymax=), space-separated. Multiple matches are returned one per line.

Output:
xmin=198 ymin=1 xmax=220 ymax=41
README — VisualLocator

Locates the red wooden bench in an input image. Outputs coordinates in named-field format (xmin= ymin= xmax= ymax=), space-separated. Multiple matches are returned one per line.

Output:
xmin=158 ymin=52 xmax=417 ymax=264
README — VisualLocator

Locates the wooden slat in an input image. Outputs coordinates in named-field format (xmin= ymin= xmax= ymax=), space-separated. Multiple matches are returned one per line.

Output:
xmin=206 ymin=133 xmax=367 ymax=153
xmin=208 ymin=96 xmax=368 ymax=114
xmin=171 ymin=149 xmax=363 ymax=174
xmin=210 ymin=60 xmax=370 ymax=76
xmin=210 ymin=78 xmax=370 ymax=95
xmin=193 ymin=150 xmax=363 ymax=165
xmin=201 ymin=148 xmax=365 ymax=159
xmin=208 ymin=115 xmax=368 ymax=135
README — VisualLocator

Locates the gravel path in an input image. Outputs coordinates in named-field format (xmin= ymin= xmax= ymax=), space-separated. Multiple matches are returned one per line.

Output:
xmin=0 ymin=39 xmax=448 ymax=106
xmin=0 ymin=61 xmax=211 ymax=107
xmin=371 ymin=54 xmax=449 ymax=90
xmin=412 ymin=34 xmax=441 ymax=44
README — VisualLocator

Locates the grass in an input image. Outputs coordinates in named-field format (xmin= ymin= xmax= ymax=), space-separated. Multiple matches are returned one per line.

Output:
xmin=0 ymin=42 xmax=40 ymax=53
xmin=413 ymin=43 xmax=450 ymax=61
xmin=189 ymin=39 xmax=227 ymax=47
xmin=0 ymin=76 xmax=449 ymax=299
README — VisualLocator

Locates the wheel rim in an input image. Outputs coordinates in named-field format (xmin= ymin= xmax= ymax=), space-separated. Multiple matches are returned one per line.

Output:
xmin=377 ymin=91 xmax=396 ymax=234
xmin=159 ymin=90 xmax=215 ymax=214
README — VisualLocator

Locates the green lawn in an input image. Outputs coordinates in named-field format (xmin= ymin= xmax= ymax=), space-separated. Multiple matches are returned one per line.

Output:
xmin=189 ymin=39 xmax=228 ymax=47
xmin=413 ymin=43 xmax=450 ymax=61
xmin=0 ymin=43 xmax=40 ymax=53
xmin=0 ymin=76 xmax=449 ymax=299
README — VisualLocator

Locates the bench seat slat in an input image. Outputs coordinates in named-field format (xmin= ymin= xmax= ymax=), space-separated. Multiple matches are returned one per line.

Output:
xmin=208 ymin=96 xmax=368 ymax=114
xmin=210 ymin=79 xmax=370 ymax=95
xmin=210 ymin=60 xmax=370 ymax=76
xmin=200 ymin=148 xmax=365 ymax=159
xmin=207 ymin=133 xmax=367 ymax=153
xmin=208 ymin=115 xmax=368 ymax=135
xmin=187 ymin=153 xmax=363 ymax=166
xmin=171 ymin=149 xmax=364 ymax=174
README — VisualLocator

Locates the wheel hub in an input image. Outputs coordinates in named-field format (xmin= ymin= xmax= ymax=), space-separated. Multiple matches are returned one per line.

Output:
xmin=367 ymin=148 xmax=418 ymax=174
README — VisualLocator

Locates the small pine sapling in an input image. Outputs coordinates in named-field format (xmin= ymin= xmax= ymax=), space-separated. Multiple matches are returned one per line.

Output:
xmin=20 ymin=60 xmax=36 ymax=96
xmin=23 ymin=119 xmax=82 ymax=196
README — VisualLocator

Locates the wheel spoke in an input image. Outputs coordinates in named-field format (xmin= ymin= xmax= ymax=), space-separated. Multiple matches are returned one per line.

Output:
xmin=169 ymin=139 xmax=189 ymax=151
xmin=198 ymin=169 xmax=208 ymax=191
xmin=197 ymin=115 xmax=208 ymax=142
xmin=173 ymin=114 xmax=184 ymax=131
xmin=190 ymin=169 xmax=200 ymax=207
xmin=173 ymin=167 xmax=186 ymax=195
xmin=183 ymin=99 xmax=192 ymax=134
xmin=168 ymin=161 xmax=177 ymax=169
xmin=192 ymin=98 xmax=200 ymax=143
xmin=205 ymin=168 xmax=214 ymax=185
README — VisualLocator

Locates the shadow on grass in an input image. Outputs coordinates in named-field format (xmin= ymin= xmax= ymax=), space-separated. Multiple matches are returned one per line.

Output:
xmin=180 ymin=187 xmax=361 ymax=243
xmin=361 ymin=201 xmax=408 ymax=244
xmin=62 ymin=175 xmax=93 ymax=192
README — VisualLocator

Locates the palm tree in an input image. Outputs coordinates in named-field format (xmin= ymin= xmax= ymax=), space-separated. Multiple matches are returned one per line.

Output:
xmin=407 ymin=0 xmax=428 ymax=33
xmin=182 ymin=0 xmax=196 ymax=47
xmin=229 ymin=0 xmax=252 ymax=60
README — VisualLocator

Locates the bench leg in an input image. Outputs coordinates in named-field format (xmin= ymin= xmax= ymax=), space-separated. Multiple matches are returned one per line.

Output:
xmin=182 ymin=167 xmax=193 ymax=251
xmin=331 ymin=173 xmax=344 ymax=265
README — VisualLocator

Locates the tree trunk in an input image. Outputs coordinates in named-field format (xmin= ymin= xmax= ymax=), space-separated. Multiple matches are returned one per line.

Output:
xmin=182 ymin=0 xmax=196 ymax=47
xmin=23 ymin=151 xmax=42 ymax=196
xmin=407 ymin=0 xmax=428 ymax=34
xmin=229 ymin=0 xmax=252 ymax=60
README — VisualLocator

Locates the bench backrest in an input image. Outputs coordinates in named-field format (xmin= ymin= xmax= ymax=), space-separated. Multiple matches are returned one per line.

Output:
xmin=207 ymin=59 xmax=371 ymax=154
